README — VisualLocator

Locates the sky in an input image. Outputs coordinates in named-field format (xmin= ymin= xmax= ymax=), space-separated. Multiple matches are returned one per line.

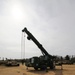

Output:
xmin=0 ymin=0 xmax=75 ymax=59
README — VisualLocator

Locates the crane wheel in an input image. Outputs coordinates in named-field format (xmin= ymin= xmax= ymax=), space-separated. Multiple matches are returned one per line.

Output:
xmin=34 ymin=67 xmax=38 ymax=70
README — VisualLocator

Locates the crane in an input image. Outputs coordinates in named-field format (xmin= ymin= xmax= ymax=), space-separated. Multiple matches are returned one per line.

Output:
xmin=22 ymin=27 xmax=55 ymax=70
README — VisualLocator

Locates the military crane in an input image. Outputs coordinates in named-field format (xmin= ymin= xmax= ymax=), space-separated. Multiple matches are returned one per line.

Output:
xmin=22 ymin=27 xmax=55 ymax=70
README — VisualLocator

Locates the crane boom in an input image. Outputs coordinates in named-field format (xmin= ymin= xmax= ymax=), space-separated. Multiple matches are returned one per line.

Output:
xmin=22 ymin=27 xmax=52 ymax=57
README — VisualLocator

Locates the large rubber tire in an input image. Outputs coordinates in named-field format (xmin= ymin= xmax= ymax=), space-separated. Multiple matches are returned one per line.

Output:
xmin=40 ymin=65 xmax=47 ymax=70
xmin=17 ymin=64 xmax=19 ymax=66
xmin=50 ymin=65 xmax=54 ymax=69
xmin=34 ymin=67 xmax=38 ymax=70
xmin=50 ymin=62 xmax=55 ymax=69
xmin=50 ymin=64 xmax=55 ymax=69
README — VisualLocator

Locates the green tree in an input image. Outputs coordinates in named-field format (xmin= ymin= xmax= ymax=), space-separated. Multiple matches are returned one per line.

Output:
xmin=65 ymin=55 xmax=70 ymax=60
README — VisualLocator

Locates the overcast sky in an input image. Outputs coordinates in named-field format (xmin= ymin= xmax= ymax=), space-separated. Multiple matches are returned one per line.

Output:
xmin=0 ymin=0 xmax=75 ymax=59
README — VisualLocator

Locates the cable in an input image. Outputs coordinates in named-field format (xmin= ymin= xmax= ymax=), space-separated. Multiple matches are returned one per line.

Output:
xmin=21 ymin=32 xmax=23 ymax=59
xmin=23 ymin=32 xmax=25 ymax=59
xmin=21 ymin=32 xmax=26 ymax=59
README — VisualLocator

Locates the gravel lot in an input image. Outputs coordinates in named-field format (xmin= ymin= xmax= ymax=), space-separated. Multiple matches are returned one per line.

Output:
xmin=0 ymin=64 xmax=75 ymax=75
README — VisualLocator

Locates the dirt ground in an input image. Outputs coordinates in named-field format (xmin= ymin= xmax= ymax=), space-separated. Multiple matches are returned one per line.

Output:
xmin=0 ymin=64 xmax=75 ymax=75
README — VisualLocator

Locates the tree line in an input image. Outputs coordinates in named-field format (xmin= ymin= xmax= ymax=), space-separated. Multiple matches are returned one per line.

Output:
xmin=53 ymin=55 xmax=75 ymax=64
